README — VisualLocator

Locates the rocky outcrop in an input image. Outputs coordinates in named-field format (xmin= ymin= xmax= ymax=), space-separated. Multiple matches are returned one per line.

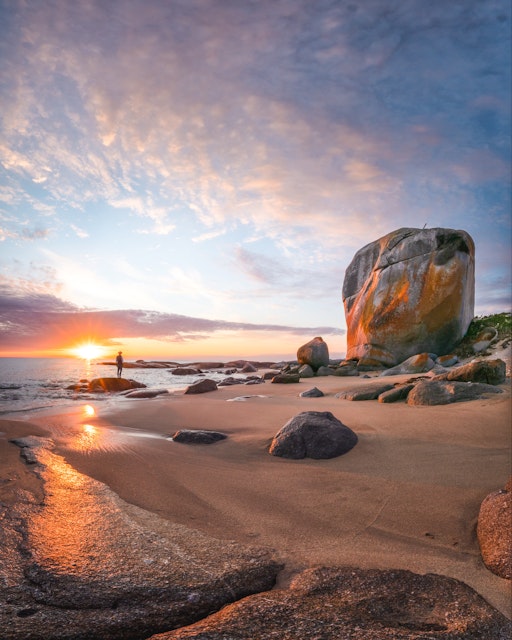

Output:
xmin=152 ymin=566 xmax=511 ymax=640
xmin=297 ymin=337 xmax=329 ymax=371
xmin=171 ymin=430 xmax=228 ymax=444
xmin=477 ymin=478 xmax=512 ymax=579
xmin=435 ymin=358 xmax=506 ymax=385
xmin=269 ymin=411 xmax=357 ymax=459
xmin=2 ymin=437 xmax=282 ymax=640
xmin=342 ymin=227 xmax=475 ymax=367
xmin=406 ymin=380 xmax=502 ymax=406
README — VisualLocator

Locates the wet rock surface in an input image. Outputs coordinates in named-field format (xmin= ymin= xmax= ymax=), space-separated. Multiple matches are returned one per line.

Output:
xmin=150 ymin=566 xmax=512 ymax=640
xmin=1 ymin=437 xmax=282 ymax=640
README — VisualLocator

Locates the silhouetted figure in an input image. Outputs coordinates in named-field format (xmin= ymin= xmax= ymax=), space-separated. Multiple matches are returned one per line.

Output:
xmin=116 ymin=351 xmax=124 ymax=378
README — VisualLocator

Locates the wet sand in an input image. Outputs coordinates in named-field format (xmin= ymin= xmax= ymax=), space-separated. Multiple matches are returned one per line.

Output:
xmin=1 ymin=371 xmax=511 ymax=617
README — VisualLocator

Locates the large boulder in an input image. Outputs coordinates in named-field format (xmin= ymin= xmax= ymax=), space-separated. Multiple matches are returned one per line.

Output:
xmin=342 ymin=227 xmax=475 ymax=366
xmin=297 ymin=337 xmax=329 ymax=371
xmin=153 ymin=566 xmax=512 ymax=640
xmin=477 ymin=477 xmax=512 ymax=579
xmin=269 ymin=411 xmax=357 ymax=459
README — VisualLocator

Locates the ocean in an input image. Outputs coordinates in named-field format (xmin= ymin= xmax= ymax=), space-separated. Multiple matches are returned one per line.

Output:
xmin=0 ymin=357 xmax=246 ymax=418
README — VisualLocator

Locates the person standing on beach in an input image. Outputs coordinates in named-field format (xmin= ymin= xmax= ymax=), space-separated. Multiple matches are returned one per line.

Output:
xmin=116 ymin=351 xmax=124 ymax=378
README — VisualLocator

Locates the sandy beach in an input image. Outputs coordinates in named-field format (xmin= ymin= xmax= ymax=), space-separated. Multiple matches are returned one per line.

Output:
xmin=1 ymin=365 xmax=510 ymax=622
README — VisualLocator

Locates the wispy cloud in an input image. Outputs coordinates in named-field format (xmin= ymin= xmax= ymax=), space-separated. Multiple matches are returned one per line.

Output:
xmin=0 ymin=280 xmax=341 ymax=350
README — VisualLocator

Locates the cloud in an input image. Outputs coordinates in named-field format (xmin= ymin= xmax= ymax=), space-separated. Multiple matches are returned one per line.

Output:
xmin=0 ymin=281 xmax=342 ymax=350
xmin=0 ymin=0 xmax=508 ymax=254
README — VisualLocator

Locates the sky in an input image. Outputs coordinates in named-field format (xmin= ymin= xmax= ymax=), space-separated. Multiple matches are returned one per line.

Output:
xmin=0 ymin=0 xmax=510 ymax=361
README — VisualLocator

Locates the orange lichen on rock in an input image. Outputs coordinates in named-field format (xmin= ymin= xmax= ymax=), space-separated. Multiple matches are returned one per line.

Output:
xmin=343 ymin=227 xmax=475 ymax=366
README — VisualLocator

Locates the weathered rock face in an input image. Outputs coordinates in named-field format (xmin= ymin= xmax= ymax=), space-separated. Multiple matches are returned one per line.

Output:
xmin=342 ymin=228 xmax=475 ymax=366
xmin=477 ymin=477 xmax=512 ymax=579
xmin=297 ymin=337 xmax=329 ymax=371
xmin=153 ymin=566 xmax=512 ymax=640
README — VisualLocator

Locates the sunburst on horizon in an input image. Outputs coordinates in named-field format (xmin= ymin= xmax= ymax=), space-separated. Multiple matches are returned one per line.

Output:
xmin=71 ymin=342 xmax=107 ymax=361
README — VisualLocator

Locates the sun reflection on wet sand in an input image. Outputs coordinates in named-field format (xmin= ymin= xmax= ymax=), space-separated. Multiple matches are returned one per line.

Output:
xmin=83 ymin=404 xmax=95 ymax=418
xmin=61 ymin=405 xmax=168 ymax=454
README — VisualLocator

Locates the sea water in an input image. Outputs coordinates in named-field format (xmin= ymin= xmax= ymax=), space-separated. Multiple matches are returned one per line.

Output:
xmin=0 ymin=357 xmax=240 ymax=418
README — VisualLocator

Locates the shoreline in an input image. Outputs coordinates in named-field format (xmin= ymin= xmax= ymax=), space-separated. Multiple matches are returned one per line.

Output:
xmin=2 ymin=369 xmax=511 ymax=618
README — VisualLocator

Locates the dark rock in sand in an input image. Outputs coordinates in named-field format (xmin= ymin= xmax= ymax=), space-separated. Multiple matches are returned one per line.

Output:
xmin=271 ymin=373 xmax=300 ymax=384
xmin=299 ymin=387 xmax=324 ymax=398
xmin=435 ymin=358 xmax=506 ymax=385
xmin=262 ymin=370 xmax=281 ymax=380
xmin=1 ymin=437 xmax=282 ymax=640
xmin=378 ymin=384 xmax=416 ymax=403
xmin=406 ymin=379 xmax=503 ymax=405
xmin=336 ymin=382 xmax=394 ymax=401
xmin=172 ymin=430 xmax=228 ymax=444
xmin=88 ymin=378 xmax=146 ymax=393
xmin=477 ymin=477 xmax=512 ymax=580
xmin=184 ymin=379 xmax=218 ymax=394
xmin=152 ymin=566 xmax=512 ymax=640
xmin=269 ymin=411 xmax=357 ymax=459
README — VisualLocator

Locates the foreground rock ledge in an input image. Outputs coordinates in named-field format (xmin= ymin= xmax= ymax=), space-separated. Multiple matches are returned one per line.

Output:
xmin=1 ymin=436 xmax=282 ymax=640
xmin=151 ymin=566 xmax=511 ymax=640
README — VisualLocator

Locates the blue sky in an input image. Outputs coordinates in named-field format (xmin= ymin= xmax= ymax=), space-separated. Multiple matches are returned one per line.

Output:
xmin=0 ymin=0 xmax=510 ymax=359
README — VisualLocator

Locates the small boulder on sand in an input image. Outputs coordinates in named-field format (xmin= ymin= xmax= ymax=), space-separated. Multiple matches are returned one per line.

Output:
xmin=269 ymin=411 xmax=357 ymax=460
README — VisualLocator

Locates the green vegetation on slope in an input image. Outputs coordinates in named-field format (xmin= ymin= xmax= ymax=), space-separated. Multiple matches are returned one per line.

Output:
xmin=455 ymin=312 xmax=512 ymax=358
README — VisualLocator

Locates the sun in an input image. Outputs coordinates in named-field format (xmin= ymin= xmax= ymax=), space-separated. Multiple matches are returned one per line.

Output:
xmin=72 ymin=342 xmax=105 ymax=361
